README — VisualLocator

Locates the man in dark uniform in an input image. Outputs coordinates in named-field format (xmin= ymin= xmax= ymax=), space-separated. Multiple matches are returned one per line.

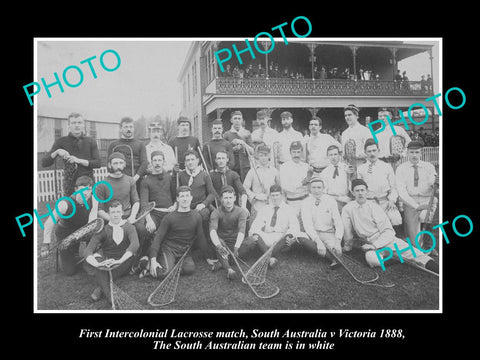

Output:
xmin=107 ymin=116 xmax=148 ymax=195
xmin=168 ymin=116 xmax=201 ymax=171
xmin=42 ymin=112 xmax=101 ymax=196
xmin=223 ymin=110 xmax=254 ymax=182
xmin=40 ymin=176 xmax=99 ymax=275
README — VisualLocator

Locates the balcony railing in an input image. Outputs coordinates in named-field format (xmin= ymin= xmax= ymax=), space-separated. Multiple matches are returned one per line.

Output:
xmin=206 ymin=78 xmax=433 ymax=97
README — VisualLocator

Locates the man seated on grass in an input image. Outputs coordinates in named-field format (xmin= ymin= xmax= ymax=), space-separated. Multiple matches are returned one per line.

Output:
xmin=41 ymin=175 xmax=99 ymax=276
xmin=148 ymin=186 xmax=207 ymax=279
xmin=341 ymin=179 xmax=438 ymax=273
xmin=245 ymin=184 xmax=300 ymax=267
xmin=297 ymin=177 xmax=344 ymax=268
xmin=83 ymin=200 xmax=139 ymax=303
xmin=209 ymin=185 xmax=255 ymax=280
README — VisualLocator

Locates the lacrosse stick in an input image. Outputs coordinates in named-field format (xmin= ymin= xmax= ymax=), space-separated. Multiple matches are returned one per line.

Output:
xmin=197 ymin=146 xmax=219 ymax=207
xmin=131 ymin=201 xmax=156 ymax=224
xmin=174 ymin=146 xmax=179 ymax=190
xmin=389 ymin=135 xmax=406 ymax=171
xmin=63 ymin=160 xmax=78 ymax=197
xmin=112 ymin=144 xmax=135 ymax=178
xmin=246 ymin=151 xmax=268 ymax=202
xmin=97 ymin=264 xmax=145 ymax=310
xmin=147 ymin=246 xmax=192 ymax=306
xmin=225 ymin=246 xmax=280 ymax=299
xmin=344 ymin=138 xmax=357 ymax=181
xmin=272 ymin=141 xmax=280 ymax=170
xmin=417 ymin=175 xmax=439 ymax=251
xmin=51 ymin=218 xmax=104 ymax=253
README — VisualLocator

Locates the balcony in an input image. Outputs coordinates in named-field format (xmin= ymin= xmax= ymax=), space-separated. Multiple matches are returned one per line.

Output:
xmin=206 ymin=78 xmax=433 ymax=97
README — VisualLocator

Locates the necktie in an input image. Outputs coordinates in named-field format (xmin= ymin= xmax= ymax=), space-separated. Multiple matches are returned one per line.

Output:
xmin=270 ymin=206 xmax=279 ymax=227
xmin=413 ymin=164 xmax=419 ymax=187
xmin=333 ymin=165 xmax=339 ymax=179
xmin=109 ymin=220 xmax=126 ymax=245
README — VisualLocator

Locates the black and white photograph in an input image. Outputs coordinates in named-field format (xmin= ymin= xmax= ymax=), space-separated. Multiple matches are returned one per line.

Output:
xmin=33 ymin=38 xmax=442 ymax=312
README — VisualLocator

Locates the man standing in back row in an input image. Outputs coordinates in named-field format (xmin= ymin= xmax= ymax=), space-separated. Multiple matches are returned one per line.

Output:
xmin=169 ymin=116 xmax=201 ymax=171
xmin=42 ymin=112 xmax=101 ymax=196
xmin=223 ymin=111 xmax=254 ymax=182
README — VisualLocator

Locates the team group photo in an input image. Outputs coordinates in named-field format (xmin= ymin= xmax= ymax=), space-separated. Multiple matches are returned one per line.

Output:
xmin=35 ymin=39 xmax=441 ymax=311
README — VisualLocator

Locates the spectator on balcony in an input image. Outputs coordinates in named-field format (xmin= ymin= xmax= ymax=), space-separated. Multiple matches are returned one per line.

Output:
xmin=328 ymin=67 xmax=338 ymax=79
xmin=223 ymin=64 xmax=232 ymax=77
xmin=426 ymin=74 xmax=433 ymax=92
xmin=420 ymin=75 xmax=427 ymax=93
xmin=375 ymin=74 xmax=380 ymax=81
xmin=319 ymin=65 xmax=327 ymax=79
xmin=358 ymin=68 xmax=365 ymax=80
xmin=282 ymin=66 xmax=290 ymax=78
xmin=245 ymin=63 xmax=254 ymax=79
xmin=232 ymin=66 xmax=241 ymax=78
xmin=402 ymin=71 xmax=410 ymax=90
xmin=313 ymin=65 xmax=320 ymax=79
xmin=340 ymin=68 xmax=350 ymax=79
xmin=395 ymin=69 xmax=403 ymax=82
xmin=270 ymin=63 xmax=281 ymax=78
xmin=254 ymin=64 xmax=266 ymax=78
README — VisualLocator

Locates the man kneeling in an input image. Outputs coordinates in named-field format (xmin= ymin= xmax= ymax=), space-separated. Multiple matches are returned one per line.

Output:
xmin=83 ymin=201 xmax=139 ymax=303
xmin=148 ymin=186 xmax=207 ymax=279
xmin=209 ymin=185 xmax=255 ymax=280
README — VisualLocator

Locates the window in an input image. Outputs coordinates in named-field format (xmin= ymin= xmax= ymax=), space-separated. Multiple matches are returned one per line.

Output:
xmin=87 ymin=121 xmax=97 ymax=139
xmin=54 ymin=118 xmax=62 ymax=140
xmin=192 ymin=61 xmax=197 ymax=96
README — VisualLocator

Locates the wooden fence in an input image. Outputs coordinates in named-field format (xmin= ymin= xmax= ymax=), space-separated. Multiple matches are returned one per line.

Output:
xmin=37 ymin=167 xmax=109 ymax=202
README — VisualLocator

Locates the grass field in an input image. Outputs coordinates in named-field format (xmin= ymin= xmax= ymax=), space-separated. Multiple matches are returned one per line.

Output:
xmin=36 ymin=215 xmax=440 ymax=311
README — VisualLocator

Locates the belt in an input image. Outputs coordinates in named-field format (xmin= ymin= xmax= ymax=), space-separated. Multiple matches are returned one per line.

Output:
xmin=287 ymin=194 xmax=308 ymax=201
xmin=367 ymin=195 xmax=389 ymax=203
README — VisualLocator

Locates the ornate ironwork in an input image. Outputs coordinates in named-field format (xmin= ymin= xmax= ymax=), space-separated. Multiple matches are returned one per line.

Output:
xmin=209 ymin=78 xmax=432 ymax=97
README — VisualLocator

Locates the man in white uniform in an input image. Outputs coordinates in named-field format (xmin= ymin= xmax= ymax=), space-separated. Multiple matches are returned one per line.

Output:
xmin=395 ymin=141 xmax=438 ymax=246
xmin=246 ymin=184 xmax=300 ymax=267
xmin=279 ymin=141 xmax=309 ymax=216
xmin=275 ymin=111 xmax=304 ymax=165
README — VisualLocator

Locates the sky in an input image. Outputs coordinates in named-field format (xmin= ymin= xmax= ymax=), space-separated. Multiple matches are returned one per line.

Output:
xmin=36 ymin=40 xmax=192 ymax=121
xmin=35 ymin=39 xmax=440 ymax=122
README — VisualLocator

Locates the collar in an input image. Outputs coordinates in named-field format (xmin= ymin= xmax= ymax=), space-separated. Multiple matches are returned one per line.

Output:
xmin=214 ymin=166 xmax=229 ymax=174
xmin=147 ymin=140 xmax=167 ymax=147
xmin=68 ymin=132 xmax=84 ymax=140
xmin=185 ymin=166 xmax=202 ymax=177
xmin=221 ymin=204 xmax=235 ymax=213
xmin=353 ymin=199 xmax=370 ymax=208
xmin=109 ymin=219 xmax=127 ymax=227
xmin=120 ymin=136 xmax=135 ymax=141
xmin=230 ymin=126 xmax=243 ymax=134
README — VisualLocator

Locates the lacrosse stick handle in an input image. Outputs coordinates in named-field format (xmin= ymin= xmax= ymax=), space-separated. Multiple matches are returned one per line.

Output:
xmin=197 ymin=146 xmax=219 ymax=208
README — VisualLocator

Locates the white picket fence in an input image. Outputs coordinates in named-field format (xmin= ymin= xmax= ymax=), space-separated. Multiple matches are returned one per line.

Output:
xmin=37 ymin=167 xmax=109 ymax=202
